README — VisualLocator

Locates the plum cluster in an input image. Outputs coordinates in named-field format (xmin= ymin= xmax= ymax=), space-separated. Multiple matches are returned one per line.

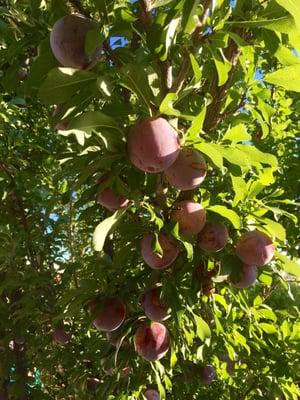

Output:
xmin=49 ymin=14 xmax=276 ymax=398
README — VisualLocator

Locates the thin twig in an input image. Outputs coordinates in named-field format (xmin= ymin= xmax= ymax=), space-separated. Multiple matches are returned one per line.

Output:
xmin=171 ymin=0 xmax=212 ymax=93
xmin=67 ymin=0 xmax=90 ymax=17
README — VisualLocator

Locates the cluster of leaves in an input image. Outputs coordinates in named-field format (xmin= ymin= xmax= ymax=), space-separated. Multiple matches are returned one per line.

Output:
xmin=0 ymin=0 xmax=299 ymax=399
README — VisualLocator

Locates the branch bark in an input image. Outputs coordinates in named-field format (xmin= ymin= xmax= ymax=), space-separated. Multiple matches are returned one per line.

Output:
xmin=0 ymin=161 xmax=39 ymax=270
xmin=67 ymin=0 xmax=90 ymax=17
xmin=203 ymin=38 xmax=242 ymax=132
xmin=171 ymin=0 xmax=212 ymax=93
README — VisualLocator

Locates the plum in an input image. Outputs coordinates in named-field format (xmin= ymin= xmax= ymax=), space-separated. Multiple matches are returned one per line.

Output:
xmin=199 ymin=365 xmax=215 ymax=385
xmin=106 ymin=329 xmax=122 ymax=347
xmin=231 ymin=264 xmax=257 ymax=289
xmin=127 ymin=117 xmax=180 ymax=173
xmin=97 ymin=188 xmax=129 ymax=211
xmin=141 ymin=234 xmax=179 ymax=269
xmin=198 ymin=222 xmax=228 ymax=252
xmin=134 ymin=322 xmax=170 ymax=362
xmin=53 ymin=326 xmax=71 ymax=345
xmin=170 ymin=200 xmax=206 ymax=236
xmin=52 ymin=104 xmax=69 ymax=130
xmin=90 ymin=297 xmax=125 ymax=332
xmin=144 ymin=389 xmax=160 ymax=400
xmin=86 ymin=377 xmax=100 ymax=393
xmin=165 ymin=147 xmax=207 ymax=190
xmin=50 ymin=14 xmax=98 ymax=69
xmin=142 ymin=287 xmax=168 ymax=322
xmin=236 ymin=230 xmax=275 ymax=266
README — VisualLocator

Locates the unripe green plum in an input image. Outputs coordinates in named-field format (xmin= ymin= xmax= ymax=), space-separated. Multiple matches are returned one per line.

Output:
xmin=199 ymin=365 xmax=215 ymax=385
xmin=170 ymin=200 xmax=206 ymax=236
xmin=134 ymin=322 xmax=170 ymax=362
xmin=231 ymin=264 xmax=257 ymax=289
xmin=50 ymin=14 xmax=98 ymax=69
xmin=89 ymin=297 xmax=126 ymax=332
xmin=127 ymin=117 xmax=180 ymax=173
xmin=144 ymin=389 xmax=160 ymax=400
xmin=198 ymin=222 xmax=228 ymax=252
xmin=142 ymin=287 xmax=168 ymax=322
xmin=165 ymin=147 xmax=207 ymax=190
xmin=236 ymin=231 xmax=274 ymax=266
xmin=141 ymin=234 xmax=179 ymax=269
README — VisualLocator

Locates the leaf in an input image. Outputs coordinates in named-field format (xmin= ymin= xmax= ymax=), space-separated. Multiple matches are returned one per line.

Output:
xmin=161 ymin=17 xmax=180 ymax=61
xmin=38 ymin=68 xmax=97 ymax=104
xmin=151 ymin=0 xmax=174 ymax=8
xmin=225 ymin=15 xmax=296 ymax=34
xmin=68 ymin=111 xmax=123 ymax=133
xmin=264 ymin=65 xmax=300 ymax=92
xmin=275 ymin=252 xmax=300 ymax=277
xmin=259 ymin=323 xmax=277 ymax=334
xmin=213 ymin=144 xmax=249 ymax=167
xmin=189 ymin=53 xmax=202 ymax=83
xmin=73 ymin=155 xmax=120 ymax=190
xmin=209 ymin=47 xmax=232 ymax=86
xmin=193 ymin=314 xmax=211 ymax=343
xmin=181 ymin=0 xmax=200 ymax=34
xmin=186 ymin=102 xmax=207 ymax=139
xmin=223 ymin=124 xmax=251 ymax=142
xmin=259 ymin=218 xmax=286 ymax=242
xmin=120 ymin=64 xmax=154 ymax=112
xmin=275 ymin=0 xmax=300 ymax=31
xmin=230 ymin=174 xmax=248 ymax=206
xmin=236 ymin=144 xmax=278 ymax=167
xmin=159 ymin=93 xmax=181 ymax=117
xmin=194 ymin=143 xmax=223 ymax=169
xmin=93 ymin=208 xmax=127 ymax=252
xmin=207 ymin=205 xmax=241 ymax=229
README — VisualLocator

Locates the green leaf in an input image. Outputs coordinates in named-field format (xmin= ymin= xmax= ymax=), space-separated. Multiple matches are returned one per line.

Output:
xmin=275 ymin=252 xmax=300 ymax=277
xmin=93 ymin=208 xmax=127 ymax=252
xmin=225 ymin=15 xmax=296 ymax=34
xmin=236 ymin=144 xmax=278 ymax=167
xmin=119 ymin=64 xmax=154 ymax=113
xmin=259 ymin=323 xmax=277 ymax=334
xmin=193 ymin=314 xmax=211 ymax=343
xmin=152 ymin=0 xmax=174 ymax=7
xmin=274 ymin=44 xmax=300 ymax=66
xmin=68 ymin=111 xmax=123 ymax=134
xmin=194 ymin=143 xmax=223 ymax=169
xmin=189 ymin=53 xmax=202 ymax=83
xmin=222 ymin=124 xmax=251 ymax=142
xmin=186 ymin=102 xmax=207 ymax=139
xmin=38 ymin=68 xmax=97 ymax=104
xmin=207 ymin=205 xmax=241 ymax=229
xmin=262 ymin=218 xmax=286 ymax=242
xmin=209 ymin=47 xmax=232 ymax=86
xmin=161 ymin=17 xmax=180 ymax=61
xmin=264 ymin=65 xmax=300 ymax=92
xmin=213 ymin=144 xmax=249 ymax=167
xmin=230 ymin=174 xmax=248 ymax=206
xmin=159 ymin=93 xmax=181 ymax=117
xmin=181 ymin=0 xmax=200 ymax=34
xmin=275 ymin=0 xmax=300 ymax=31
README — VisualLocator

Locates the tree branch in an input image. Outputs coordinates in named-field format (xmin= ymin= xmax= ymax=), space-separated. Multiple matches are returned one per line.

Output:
xmin=171 ymin=0 xmax=212 ymax=93
xmin=203 ymin=39 xmax=242 ymax=132
xmin=0 ymin=161 xmax=39 ymax=270
xmin=67 ymin=0 xmax=90 ymax=17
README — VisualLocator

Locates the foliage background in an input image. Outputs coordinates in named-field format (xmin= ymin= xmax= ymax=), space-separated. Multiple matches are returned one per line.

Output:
xmin=0 ymin=0 xmax=299 ymax=399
